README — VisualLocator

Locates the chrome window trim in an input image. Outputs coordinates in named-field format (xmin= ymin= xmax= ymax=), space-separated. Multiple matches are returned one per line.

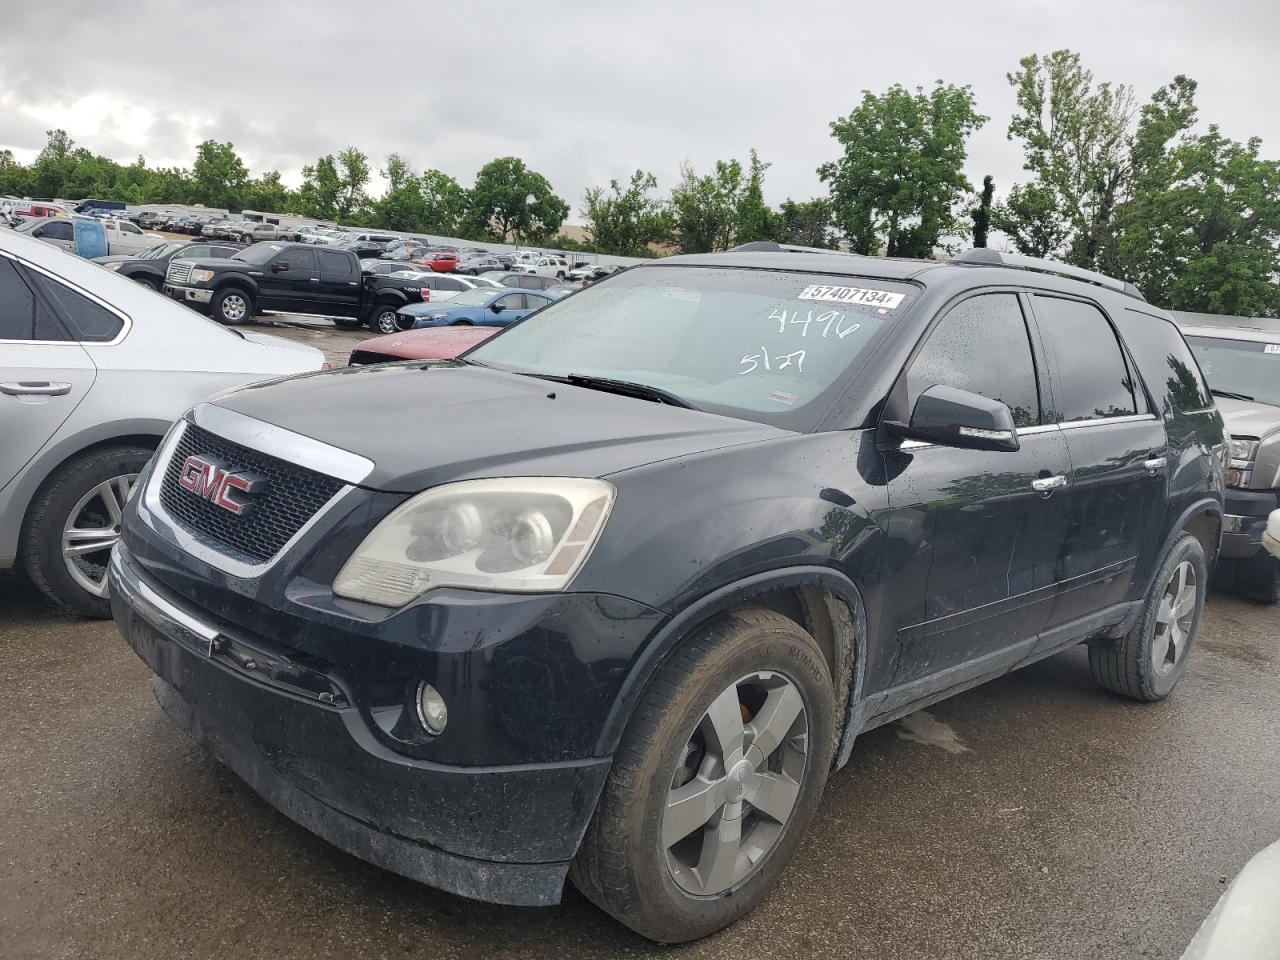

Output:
xmin=188 ymin=402 xmax=374 ymax=484
xmin=1057 ymin=413 xmax=1159 ymax=430
xmin=139 ymin=418 xmax=362 ymax=579
xmin=899 ymin=422 xmax=1061 ymax=450
xmin=0 ymin=249 xmax=133 ymax=347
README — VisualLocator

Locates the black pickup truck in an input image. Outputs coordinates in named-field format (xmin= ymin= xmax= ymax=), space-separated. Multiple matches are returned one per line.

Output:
xmin=163 ymin=242 xmax=426 ymax=330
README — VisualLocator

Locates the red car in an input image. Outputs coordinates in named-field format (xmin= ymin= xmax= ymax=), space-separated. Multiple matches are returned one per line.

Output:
xmin=347 ymin=325 xmax=498 ymax=366
xmin=418 ymin=251 xmax=459 ymax=273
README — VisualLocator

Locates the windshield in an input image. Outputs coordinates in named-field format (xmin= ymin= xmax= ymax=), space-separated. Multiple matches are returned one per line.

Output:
xmin=469 ymin=264 xmax=918 ymax=429
xmin=450 ymin=289 xmax=498 ymax=307
xmin=141 ymin=242 xmax=184 ymax=259
xmin=232 ymin=243 xmax=282 ymax=264
xmin=1188 ymin=335 xmax=1280 ymax=407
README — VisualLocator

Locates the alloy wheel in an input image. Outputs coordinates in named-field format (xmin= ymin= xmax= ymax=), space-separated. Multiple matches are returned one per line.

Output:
xmin=221 ymin=293 xmax=247 ymax=322
xmin=664 ymin=670 xmax=808 ymax=896
xmin=61 ymin=473 xmax=137 ymax=598
xmin=1153 ymin=560 xmax=1197 ymax=676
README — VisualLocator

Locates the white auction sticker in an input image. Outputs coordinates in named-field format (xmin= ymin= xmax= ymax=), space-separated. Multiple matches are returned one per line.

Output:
xmin=797 ymin=284 xmax=905 ymax=309
xmin=1265 ymin=344 xmax=1280 ymax=354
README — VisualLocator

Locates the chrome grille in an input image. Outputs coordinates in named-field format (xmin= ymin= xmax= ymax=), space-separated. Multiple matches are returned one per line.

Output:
xmin=166 ymin=261 xmax=193 ymax=284
xmin=159 ymin=423 xmax=345 ymax=563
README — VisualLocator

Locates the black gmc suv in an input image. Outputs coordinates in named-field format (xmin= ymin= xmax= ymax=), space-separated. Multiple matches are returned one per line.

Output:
xmin=162 ymin=241 xmax=426 ymax=330
xmin=110 ymin=245 xmax=1226 ymax=942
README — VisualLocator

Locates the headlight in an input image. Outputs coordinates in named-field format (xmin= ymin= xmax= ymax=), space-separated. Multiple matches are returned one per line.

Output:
xmin=190 ymin=268 xmax=215 ymax=284
xmin=1229 ymin=437 xmax=1259 ymax=463
xmin=333 ymin=477 xmax=615 ymax=606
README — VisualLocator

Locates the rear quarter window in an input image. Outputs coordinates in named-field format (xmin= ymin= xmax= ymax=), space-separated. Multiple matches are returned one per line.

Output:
xmin=1118 ymin=309 xmax=1213 ymax=415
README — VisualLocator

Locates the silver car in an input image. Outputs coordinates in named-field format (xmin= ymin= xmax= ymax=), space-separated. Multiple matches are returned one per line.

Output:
xmin=0 ymin=228 xmax=325 ymax=616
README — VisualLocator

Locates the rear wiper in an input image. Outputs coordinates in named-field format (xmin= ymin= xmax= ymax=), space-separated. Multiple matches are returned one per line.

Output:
xmin=1211 ymin=387 xmax=1254 ymax=401
xmin=536 ymin=373 xmax=698 ymax=409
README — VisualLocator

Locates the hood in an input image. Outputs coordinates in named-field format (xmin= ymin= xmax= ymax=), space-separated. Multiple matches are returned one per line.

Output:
xmin=356 ymin=327 xmax=497 ymax=359
xmin=1214 ymin=396 xmax=1280 ymax=439
xmin=212 ymin=363 xmax=788 ymax=492
xmin=93 ymin=254 xmax=137 ymax=265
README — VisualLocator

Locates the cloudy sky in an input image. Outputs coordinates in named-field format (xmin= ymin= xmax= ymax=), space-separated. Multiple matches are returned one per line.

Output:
xmin=3 ymin=0 xmax=1278 ymax=222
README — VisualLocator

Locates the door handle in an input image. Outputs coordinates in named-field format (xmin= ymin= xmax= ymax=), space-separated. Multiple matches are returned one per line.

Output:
xmin=1031 ymin=474 xmax=1068 ymax=495
xmin=309 ymin=277 xmax=320 ymax=282
xmin=0 ymin=381 xmax=72 ymax=397
xmin=1144 ymin=456 xmax=1168 ymax=474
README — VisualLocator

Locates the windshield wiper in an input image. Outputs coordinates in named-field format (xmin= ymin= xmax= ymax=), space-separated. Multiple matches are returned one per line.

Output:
xmin=1211 ymin=387 xmax=1254 ymax=401
xmin=535 ymin=373 xmax=698 ymax=409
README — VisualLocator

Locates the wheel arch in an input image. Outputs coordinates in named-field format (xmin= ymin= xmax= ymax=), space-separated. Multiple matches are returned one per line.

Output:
xmin=3 ymin=424 xmax=166 ymax=566
xmin=595 ymin=566 xmax=868 ymax=770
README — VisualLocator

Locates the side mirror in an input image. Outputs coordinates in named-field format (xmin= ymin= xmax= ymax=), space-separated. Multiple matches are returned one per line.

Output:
xmin=490 ymin=302 xmax=505 ymax=313
xmin=271 ymin=261 xmax=288 ymax=273
xmin=885 ymin=384 xmax=1019 ymax=452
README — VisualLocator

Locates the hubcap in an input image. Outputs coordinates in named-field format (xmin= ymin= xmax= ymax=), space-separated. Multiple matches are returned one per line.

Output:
xmin=664 ymin=671 xmax=808 ymax=896
xmin=222 ymin=294 xmax=247 ymax=321
xmin=1153 ymin=560 xmax=1197 ymax=676
xmin=378 ymin=311 xmax=397 ymax=333
xmin=62 ymin=473 xmax=137 ymax=598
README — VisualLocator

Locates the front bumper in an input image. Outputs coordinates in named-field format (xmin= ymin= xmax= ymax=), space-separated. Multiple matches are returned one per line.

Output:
xmin=109 ymin=544 xmax=613 ymax=906
xmin=1220 ymin=488 xmax=1280 ymax=558
xmin=163 ymin=283 xmax=213 ymax=305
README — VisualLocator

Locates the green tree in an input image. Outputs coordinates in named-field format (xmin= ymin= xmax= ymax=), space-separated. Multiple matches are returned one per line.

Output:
xmin=1114 ymin=74 xmax=1280 ymax=315
xmin=245 ymin=170 xmax=292 ymax=212
xmin=818 ymin=82 xmax=986 ymax=257
xmin=581 ymin=169 xmax=672 ymax=256
xmin=669 ymin=158 xmax=745 ymax=253
xmin=734 ymin=149 xmax=774 ymax=244
xmin=190 ymin=140 xmax=249 ymax=210
xmin=418 ymin=169 xmax=469 ymax=235
xmin=772 ymin=198 xmax=835 ymax=248
xmin=462 ymin=157 xmax=567 ymax=242
xmin=372 ymin=153 xmax=427 ymax=230
xmin=334 ymin=146 xmax=372 ymax=222
xmin=297 ymin=154 xmax=342 ymax=220
xmin=971 ymin=174 xmax=994 ymax=247
xmin=992 ymin=182 xmax=1066 ymax=257
xmin=1001 ymin=50 xmax=1135 ymax=268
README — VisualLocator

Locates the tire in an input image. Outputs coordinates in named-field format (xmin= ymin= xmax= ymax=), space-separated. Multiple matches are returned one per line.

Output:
xmin=371 ymin=305 xmax=402 ymax=335
xmin=20 ymin=445 xmax=153 ymax=618
xmin=211 ymin=287 xmax=252 ymax=325
xmin=556 ymin=271 xmax=565 ymax=280
xmin=571 ymin=608 xmax=836 ymax=943
xmin=133 ymin=274 xmax=161 ymax=291
xmin=1088 ymin=532 xmax=1206 ymax=701
xmin=1233 ymin=551 xmax=1280 ymax=604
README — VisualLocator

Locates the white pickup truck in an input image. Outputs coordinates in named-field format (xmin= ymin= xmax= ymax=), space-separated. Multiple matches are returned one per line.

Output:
xmin=511 ymin=254 xmax=570 ymax=279
xmin=16 ymin=216 xmax=168 ymax=256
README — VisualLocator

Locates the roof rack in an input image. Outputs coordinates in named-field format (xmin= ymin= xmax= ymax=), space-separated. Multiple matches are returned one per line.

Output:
xmin=728 ymin=240 xmax=849 ymax=257
xmin=950 ymin=248 xmax=1146 ymax=301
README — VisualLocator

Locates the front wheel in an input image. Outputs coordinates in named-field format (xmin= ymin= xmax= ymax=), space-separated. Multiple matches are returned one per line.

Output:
xmin=1233 ymin=551 xmax=1280 ymax=604
xmin=1089 ymin=532 xmax=1206 ymax=701
xmin=211 ymin=287 xmax=252 ymax=325
xmin=571 ymin=609 xmax=835 ymax=943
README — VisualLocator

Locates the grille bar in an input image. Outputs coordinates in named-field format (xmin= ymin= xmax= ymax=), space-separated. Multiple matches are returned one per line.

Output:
xmin=166 ymin=261 xmax=193 ymax=284
xmin=159 ymin=423 xmax=344 ymax=563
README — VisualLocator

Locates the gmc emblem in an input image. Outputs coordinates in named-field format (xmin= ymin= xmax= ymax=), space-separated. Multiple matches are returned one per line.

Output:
xmin=177 ymin=455 xmax=265 ymax=516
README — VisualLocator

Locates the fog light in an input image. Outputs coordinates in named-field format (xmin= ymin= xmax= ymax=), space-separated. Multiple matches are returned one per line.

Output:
xmin=416 ymin=681 xmax=448 ymax=734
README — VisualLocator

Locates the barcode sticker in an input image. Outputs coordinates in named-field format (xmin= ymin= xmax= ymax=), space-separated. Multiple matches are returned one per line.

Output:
xmin=797 ymin=284 xmax=905 ymax=309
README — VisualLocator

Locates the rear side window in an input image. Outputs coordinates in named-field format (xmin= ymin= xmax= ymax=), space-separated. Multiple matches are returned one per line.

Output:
xmin=1121 ymin=310 xmax=1214 ymax=414
xmin=1033 ymin=296 xmax=1137 ymax=422
xmin=906 ymin=293 xmax=1041 ymax=427
xmin=30 ymin=273 xmax=124 ymax=342
xmin=318 ymin=250 xmax=355 ymax=278
xmin=0 ymin=257 xmax=38 ymax=340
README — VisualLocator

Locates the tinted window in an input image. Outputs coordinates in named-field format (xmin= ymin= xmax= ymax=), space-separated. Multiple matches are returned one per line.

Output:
xmin=31 ymin=274 xmax=124 ymax=342
xmin=907 ymin=293 xmax=1041 ymax=428
xmin=1118 ymin=311 xmax=1214 ymax=414
xmin=497 ymin=294 xmax=525 ymax=311
xmin=119 ymin=222 xmax=142 ymax=234
xmin=317 ymin=250 xmax=355 ymax=277
xmin=0 ymin=257 xmax=36 ymax=339
xmin=438 ymin=277 xmax=465 ymax=292
xmin=37 ymin=221 xmax=74 ymax=241
xmin=1034 ymin=296 xmax=1137 ymax=421
xmin=281 ymin=248 xmax=316 ymax=271
xmin=184 ymin=245 xmax=210 ymax=258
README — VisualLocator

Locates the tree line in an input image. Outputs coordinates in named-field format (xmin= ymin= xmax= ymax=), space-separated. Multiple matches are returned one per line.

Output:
xmin=1 ymin=48 xmax=1275 ymax=315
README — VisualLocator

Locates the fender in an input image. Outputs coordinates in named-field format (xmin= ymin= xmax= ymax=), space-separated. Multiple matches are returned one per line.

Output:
xmin=1150 ymin=496 xmax=1223 ymax=593
xmin=593 ymin=564 xmax=870 ymax=771
xmin=215 ymin=276 xmax=258 ymax=302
